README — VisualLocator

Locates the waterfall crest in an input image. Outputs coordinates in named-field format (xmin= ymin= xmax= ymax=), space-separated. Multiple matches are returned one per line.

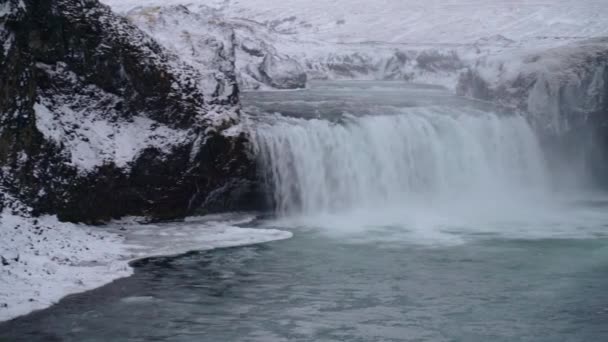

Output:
xmin=254 ymin=106 xmax=549 ymax=216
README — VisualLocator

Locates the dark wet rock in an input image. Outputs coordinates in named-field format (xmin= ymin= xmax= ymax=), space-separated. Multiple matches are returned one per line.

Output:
xmin=0 ymin=0 xmax=259 ymax=223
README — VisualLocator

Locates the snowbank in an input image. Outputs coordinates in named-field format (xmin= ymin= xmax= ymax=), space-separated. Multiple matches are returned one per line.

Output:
xmin=102 ymin=0 xmax=608 ymax=45
xmin=100 ymin=0 xmax=608 ymax=91
xmin=0 ymin=211 xmax=292 ymax=322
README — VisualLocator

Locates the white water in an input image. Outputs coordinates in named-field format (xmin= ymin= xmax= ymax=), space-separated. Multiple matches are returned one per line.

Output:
xmin=255 ymin=106 xmax=549 ymax=217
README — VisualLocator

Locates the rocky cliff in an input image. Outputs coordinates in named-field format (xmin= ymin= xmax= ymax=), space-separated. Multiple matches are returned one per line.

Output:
xmin=457 ymin=39 xmax=608 ymax=133
xmin=0 ymin=0 xmax=258 ymax=223
xmin=456 ymin=39 xmax=608 ymax=186
xmin=122 ymin=5 xmax=469 ymax=91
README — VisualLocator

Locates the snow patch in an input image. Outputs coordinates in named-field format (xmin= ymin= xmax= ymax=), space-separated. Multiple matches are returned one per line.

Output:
xmin=34 ymin=101 xmax=190 ymax=172
xmin=0 ymin=212 xmax=132 ymax=322
xmin=0 ymin=23 xmax=14 ymax=57
xmin=0 ymin=209 xmax=291 ymax=322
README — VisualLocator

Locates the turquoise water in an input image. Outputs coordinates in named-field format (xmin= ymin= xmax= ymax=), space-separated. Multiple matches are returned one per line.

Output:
xmin=3 ymin=82 xmax=608 ymax=341
xmin=3 ymin=218 xmax=608 ymax=341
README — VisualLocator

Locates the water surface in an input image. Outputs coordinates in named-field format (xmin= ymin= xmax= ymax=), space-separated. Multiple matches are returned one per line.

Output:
xmin=3 ymin=82 xmax=608 ymax=341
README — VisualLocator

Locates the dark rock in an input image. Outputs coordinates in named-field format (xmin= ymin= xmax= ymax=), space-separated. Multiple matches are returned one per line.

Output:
xmin=0 ymin=0 xmax=260 ymax=223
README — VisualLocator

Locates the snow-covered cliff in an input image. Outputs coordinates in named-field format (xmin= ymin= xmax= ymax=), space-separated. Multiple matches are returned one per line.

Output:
xmin=109 ymin=3 xmax=470 ymax=90
xmin=0 ymin=0 xmax=258 ymax=223
xmin=102 ymin=0 xmax=608 ymax=92
xmin=458 ymin=39 xmax=608 ymax=133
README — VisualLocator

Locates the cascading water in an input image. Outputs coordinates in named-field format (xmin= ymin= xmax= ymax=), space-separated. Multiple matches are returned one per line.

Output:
xmin=254 ymin=106 xmax=549 ymax=217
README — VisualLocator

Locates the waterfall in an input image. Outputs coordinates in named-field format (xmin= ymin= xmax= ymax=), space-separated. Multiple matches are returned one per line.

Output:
xmin=254 ymin=106 xmax=549 ymax=216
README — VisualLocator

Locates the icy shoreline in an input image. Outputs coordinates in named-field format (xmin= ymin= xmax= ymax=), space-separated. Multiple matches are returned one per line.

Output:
xmin=0 ymin=211 xmax=292 ymax=322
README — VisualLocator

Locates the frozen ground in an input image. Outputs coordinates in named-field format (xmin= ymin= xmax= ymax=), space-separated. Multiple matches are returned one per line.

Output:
xmin=102 ymin=0 xmax=608 ymax=44
xmin=100 ymin=0 xmax=608 ymax=91
xmin=0 ymin=209 xmax=291 ymax=322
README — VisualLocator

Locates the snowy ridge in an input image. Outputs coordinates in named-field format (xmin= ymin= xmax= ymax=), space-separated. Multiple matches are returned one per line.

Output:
xmin=120 ymin=4 xmax=467 ymax=89
xmin=102 ymin=0 xmax=608 ymax=44
xmin=458 ymin=38 xmax=608 ymax=133
xmin=123 ymin=5 xmax=238 ymax=99
xmin=27 ymin=0 xmax=245 ymax=173
xmin=101 ymin=0 xmax=608 ymax=92
xmin=124 ymin=5 xmax=307 ymax=90
xmin=59 ymin=0 xmax=230 ymax=107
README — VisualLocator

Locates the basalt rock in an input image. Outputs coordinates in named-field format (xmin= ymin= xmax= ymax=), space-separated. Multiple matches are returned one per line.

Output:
xmin=0 ymin=0 xmax=259 ymax=223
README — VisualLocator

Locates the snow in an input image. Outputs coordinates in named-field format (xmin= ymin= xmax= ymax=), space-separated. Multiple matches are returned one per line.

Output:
xmin=0 ymin=209 xmax=292 ymax=322
xmin=0 ymin=2 xmax=13 ymax=17
xmin=0 ymin=210 xmax=131 ymax=322
xmin=0 ymin=21 xmax=14 ymax=58
xmin=103 ymin=0 xmax=608 ymax=44
xmin=34 ymin=100 xmax=190 ymax=172
xmin=124 ymin=6 xmax=237 ymax=100
xmin=100 ymin=0 xmax=608 ymax=91
xmin=2 ymin=0 xmax=603 ymax=323
xmin=456 ymin=38 xmax=608 ymax=132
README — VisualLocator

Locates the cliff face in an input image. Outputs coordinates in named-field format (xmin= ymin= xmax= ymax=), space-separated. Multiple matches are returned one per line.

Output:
xmin=122 ymin=5 xmax=470 ymax=91
xmin=456 ymin=39 xmax=608 ymax=186
xmin=0 ymin=0 xmax=258 ymax=223
xmin=457 ymin=39 xmax=608 ymax=133
xmin=124 ymin=5 xmax=308 ymax=91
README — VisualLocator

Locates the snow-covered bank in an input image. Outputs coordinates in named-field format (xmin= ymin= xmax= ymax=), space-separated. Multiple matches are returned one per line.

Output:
xmin=0 ymin=211 xmax=131 ymax=321
xmin=0 ymin=211 xmax=292 ymax=322
xmin=100 ymin=0 xmax=608 ymax=91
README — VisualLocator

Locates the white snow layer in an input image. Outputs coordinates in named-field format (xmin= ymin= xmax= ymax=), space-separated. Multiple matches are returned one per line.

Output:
xmin=102 ymin=0 xmax=608 ymax=44
xmin=33 ymin=100 xmax=190 ymax=172
xmin=100 ymin=0 xmax=608 ymax=91
xmin=0 ymin=212 xmax=292 ymax=322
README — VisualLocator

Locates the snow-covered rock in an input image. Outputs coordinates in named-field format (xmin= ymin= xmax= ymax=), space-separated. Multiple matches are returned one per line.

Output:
xmin=457 ymin=38 xmax=608 ymax=134
xmin=0 ymin=194 xmax=291 ymax=322
xmin=102 ymin=0 xmax=608 ymax=45
xmin=99 ymin=0 xmax=608 ymax=91
xmin=106 ymin=3 xmax=472 ymax=90
xmin=0 ymin=0 xmax=259 ymax=223
xmin=124 ymin=5 xmax=307 ymax=90
xmin=456 ymin=38 xmax=608 ymax=187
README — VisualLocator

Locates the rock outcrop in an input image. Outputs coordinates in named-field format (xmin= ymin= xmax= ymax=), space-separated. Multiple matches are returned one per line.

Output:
xmin=457 ymin=39 xmax=608 ymax=133
xmin=0 ymin=0 xmax=258 ymax=223
xmin=122 ymin=5 xmax=469 ymax=91
xmin=125 ymin=6 xmax=307 ymax=90
xmin=456 ymin=38 xmax=608 ymax=185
